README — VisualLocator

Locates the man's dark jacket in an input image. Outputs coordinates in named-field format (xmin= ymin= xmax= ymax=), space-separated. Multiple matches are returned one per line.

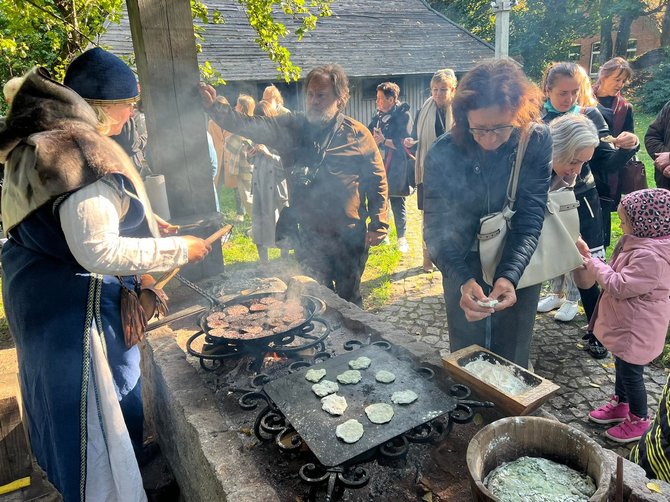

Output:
xmin=368 ymin=103 xmax=414 ymax=196
xmin=207 ymin=102 xmax=389 ymax=236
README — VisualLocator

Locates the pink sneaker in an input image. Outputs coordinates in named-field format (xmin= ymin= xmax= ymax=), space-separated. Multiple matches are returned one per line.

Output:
xmin=588 ymin=396 xmax=629 ymax=424
xmin=605 ymin=413 xmax=650 ymax=443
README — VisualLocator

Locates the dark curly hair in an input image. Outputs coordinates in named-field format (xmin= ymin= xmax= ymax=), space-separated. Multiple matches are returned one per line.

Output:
xmin=451 ymin=59 xmax=543 ymax=151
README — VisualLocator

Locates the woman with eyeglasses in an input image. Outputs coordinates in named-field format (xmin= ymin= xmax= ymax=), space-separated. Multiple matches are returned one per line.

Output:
xmin=540 ymin=61 xmax=637 ymax=358
xmin=403 ymin=68 xmax=457 ymax=271
xmin=422 ymin=59 xmax=550 ymax=369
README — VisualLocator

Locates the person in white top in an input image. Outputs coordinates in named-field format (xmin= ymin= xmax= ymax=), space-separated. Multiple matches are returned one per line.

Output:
xmin=0 ymin=49 xmax=209 ymax=501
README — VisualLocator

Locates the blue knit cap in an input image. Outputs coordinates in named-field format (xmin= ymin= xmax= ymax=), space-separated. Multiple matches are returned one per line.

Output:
xmin=64 ymin=48 xmax=138 ymax=105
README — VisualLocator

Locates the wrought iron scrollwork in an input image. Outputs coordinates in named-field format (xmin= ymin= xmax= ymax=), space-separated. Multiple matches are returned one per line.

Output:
xmin=405 ymin=419 xmax=447 ymax=444
xmin=448 ymin=383 xmax=495 ymax=424
xmin=299 ymin=463 xmax=369 ymax=502
xmin=275 ymin=426 xmax=303 ymax=452
xmin=379 ymin=435 xmax=409 ymax=460
xmin=254 ymin=405 xmax=288 ymax=441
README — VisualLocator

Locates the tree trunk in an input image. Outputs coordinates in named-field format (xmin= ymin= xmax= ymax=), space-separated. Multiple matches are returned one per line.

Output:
xmin=600 ymin=17 xmax=613 ymax=65
xmin=614 ymin=13 xmax=634 ymax=57
xmin=662 ymin=1 xmax=670 ymax=47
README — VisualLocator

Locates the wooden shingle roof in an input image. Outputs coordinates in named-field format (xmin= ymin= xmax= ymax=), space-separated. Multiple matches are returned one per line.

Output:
xmin=100 ymin=0 xmax=494 ymax=82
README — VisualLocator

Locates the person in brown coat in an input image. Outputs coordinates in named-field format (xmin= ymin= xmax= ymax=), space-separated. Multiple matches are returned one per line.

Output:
xmin=201 ymin=64 xmax=389 ymax=306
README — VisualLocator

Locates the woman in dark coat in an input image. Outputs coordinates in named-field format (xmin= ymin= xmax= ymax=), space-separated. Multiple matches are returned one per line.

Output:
xmin=540 ymin=61 xmax=637 ymax=359
xmin=423 ymin=59 xmax=550 ymax=369
xmin=593 ymin=57 xmax=638 ymax=246
xmin=368 ymin=82 xmax=413 ymax=252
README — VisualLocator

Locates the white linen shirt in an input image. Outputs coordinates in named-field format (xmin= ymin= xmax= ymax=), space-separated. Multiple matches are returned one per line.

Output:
xmin=60 ymin=178 xmax=188 ymax=275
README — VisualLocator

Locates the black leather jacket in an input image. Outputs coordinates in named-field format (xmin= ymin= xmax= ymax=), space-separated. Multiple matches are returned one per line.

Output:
xmin=423 ymin=124 xmax=552 ymax=288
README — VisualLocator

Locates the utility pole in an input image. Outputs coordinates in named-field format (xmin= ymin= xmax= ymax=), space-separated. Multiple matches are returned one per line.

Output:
xmin=492 ymin=0 xmax=514 ymax=59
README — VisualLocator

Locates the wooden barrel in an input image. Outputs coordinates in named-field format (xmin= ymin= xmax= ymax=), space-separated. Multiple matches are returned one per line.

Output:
xmin=466 ymin=416 xmax=610 ymax=501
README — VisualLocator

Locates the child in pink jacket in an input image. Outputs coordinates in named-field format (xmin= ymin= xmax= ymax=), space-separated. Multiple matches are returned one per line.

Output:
xmin=586 ymin=188 xmax=670 ymax=443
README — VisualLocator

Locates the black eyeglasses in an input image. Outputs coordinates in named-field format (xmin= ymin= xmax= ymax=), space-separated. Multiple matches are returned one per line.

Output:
xmin=468 ymin=125 xmax=515 ymax=139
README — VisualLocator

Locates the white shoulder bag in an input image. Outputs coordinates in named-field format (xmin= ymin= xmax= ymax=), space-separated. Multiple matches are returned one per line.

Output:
xmin=477 ymin=128 xmax=584 ymax=289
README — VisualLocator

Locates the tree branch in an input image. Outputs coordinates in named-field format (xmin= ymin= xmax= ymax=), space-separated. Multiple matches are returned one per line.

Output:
xmin=21 ymin=0 xmax=99 ymax=48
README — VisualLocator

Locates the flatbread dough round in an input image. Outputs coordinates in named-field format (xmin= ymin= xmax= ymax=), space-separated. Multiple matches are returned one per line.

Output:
xmin=322 ymin=394 xmax=348 ymax=416
xmin=337 ymin=370 xmax=362 ymax=385
xmin=348 ymin=356 xmax=372 ymax=370
xmin=305 ymin=368 xmax=327 ymax=383
xmin=365 ymin=403 xmax=394 ymax=424
xmin=391 ymin=390 xmax=418 ymax=405
xmin=336 ymin=419 xmax=364 ymax=444
xmin=312 ymin=380 xmax=339 ymax=398
xmin=375 ymin=370 xmax=396 ymax=383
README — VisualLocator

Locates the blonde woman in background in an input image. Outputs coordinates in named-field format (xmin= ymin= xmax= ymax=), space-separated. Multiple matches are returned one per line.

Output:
xmin=403 ymin=68 xmax=457 ymax=271
xmin=262 ymin=84 xmax=290 ymax=115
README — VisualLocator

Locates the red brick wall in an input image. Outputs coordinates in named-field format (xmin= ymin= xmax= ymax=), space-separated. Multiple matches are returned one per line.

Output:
xmin=572 ymin=16 xmax=660 ymax=75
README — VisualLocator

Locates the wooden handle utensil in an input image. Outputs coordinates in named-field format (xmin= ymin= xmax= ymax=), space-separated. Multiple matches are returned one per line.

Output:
xmin=153 ymin=224 xmax=233 ymax=290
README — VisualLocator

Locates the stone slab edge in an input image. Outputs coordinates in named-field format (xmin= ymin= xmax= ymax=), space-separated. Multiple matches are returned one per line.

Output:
xmin=142 ymin=328 xmax=279 ymax=502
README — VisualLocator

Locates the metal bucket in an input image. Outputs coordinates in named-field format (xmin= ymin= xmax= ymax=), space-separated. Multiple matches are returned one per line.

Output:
xmin=466 ymin=416 xmax=611 ymax=501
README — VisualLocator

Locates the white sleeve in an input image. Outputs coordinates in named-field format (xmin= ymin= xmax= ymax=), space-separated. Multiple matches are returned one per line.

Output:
xmin=59 ymin=179 xmax=189 ymax=275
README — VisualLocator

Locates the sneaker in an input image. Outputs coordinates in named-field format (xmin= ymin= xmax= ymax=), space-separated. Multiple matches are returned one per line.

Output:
xmin=537 ymin=294 xmax=564 ymax=313
xmin=589 ymin=396 xmax=629 ymax=424
xmin=605 ymin=413 xmax=650 ymax=443
xmin=398 ymin=237 xmax=409 ymax=253
xmin=554 ymin=300 xmax=579 ymax=322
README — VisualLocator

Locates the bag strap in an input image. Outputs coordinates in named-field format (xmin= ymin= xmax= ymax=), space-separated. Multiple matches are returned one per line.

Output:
xmin=504 ymin=124 xmax=533 ymax=216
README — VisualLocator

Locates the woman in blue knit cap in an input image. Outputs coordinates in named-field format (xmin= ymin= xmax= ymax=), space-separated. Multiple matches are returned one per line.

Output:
xmin=0 ymin=48 xmax=210 ymax=501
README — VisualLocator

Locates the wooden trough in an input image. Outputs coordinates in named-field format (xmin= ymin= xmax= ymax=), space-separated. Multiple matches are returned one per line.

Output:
xmin=466 ymin=416 xmax=611 ymax=501
xmin=442 ymin=345 xmax=560 ymax=416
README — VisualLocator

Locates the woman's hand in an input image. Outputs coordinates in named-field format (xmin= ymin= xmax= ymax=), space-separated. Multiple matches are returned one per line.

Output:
xmin=613 ymin=131 xmax=639 ymax=150
xmin=490 ymin=278 xmax=517 ymax=312
xmin=460 ymin=279 xmax=496 ymax=321
xmin=403 ymin=137 xmax=418 ymax=148
xmin=199 ymin=83 xmax=217 ymax=109
xmin=575 ymin=236 xmax=591 ymax=259
xmin=154 ymin=214 xmax=179 ymax=236
xmin=182 ymin=236 xmax=211 ymax=263
xmin=249 ymin=144 xmax=271 ymax=157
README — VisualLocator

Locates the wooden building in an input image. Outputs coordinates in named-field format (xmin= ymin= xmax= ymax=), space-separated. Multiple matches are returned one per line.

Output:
xmin=100 ymin=0 xmax=493 ymax=126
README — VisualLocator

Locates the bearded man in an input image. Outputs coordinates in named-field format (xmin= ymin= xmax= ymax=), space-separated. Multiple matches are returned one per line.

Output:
xmin=201 ymin=64 xmax=389 ymax=306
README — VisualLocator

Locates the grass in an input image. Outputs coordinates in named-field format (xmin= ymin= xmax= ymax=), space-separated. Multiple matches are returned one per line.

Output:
xmin=0 ymin=114 xmax=664 ymax=359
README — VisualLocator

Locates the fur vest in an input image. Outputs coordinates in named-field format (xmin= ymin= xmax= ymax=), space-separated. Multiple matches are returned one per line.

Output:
xmin=0 ymin=67 xmax=158 ymax=236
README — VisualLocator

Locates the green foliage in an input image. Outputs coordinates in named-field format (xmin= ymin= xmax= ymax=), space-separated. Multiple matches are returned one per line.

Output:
xmin=635 ymin=50 xmax=670 ymax=115
xmin=430 ymin=0 xmax=596 ymax=80
xmin=238 ymin=0 xmax=332 ymax=82
xmin=0 ymin=0 xmax=333 ymax=111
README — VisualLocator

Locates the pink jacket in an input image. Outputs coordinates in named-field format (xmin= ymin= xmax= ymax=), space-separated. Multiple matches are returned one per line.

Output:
xmin=587 ymin=234 xmax=670 ymax=365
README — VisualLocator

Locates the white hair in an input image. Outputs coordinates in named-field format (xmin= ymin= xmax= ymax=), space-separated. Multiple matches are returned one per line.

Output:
xmin=550 ymin=114 xmax=599 ymax=166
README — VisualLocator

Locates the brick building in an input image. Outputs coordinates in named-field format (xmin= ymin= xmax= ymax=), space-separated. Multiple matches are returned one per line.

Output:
xmin=571 ymin=15 xmax=661 ymax=75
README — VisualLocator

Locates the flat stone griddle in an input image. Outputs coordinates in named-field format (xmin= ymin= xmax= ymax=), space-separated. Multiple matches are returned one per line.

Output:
xmin=263 ymin=345 xmax=457 ymax=467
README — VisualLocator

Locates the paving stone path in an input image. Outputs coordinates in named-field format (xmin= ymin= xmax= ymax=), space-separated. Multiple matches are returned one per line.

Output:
xmin=368 ymin=192 xmax=669 ymax=457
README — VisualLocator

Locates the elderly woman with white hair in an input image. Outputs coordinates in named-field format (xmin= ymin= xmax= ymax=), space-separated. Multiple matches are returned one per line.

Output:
xmin=540 ymin=114 xmax=601 ymax=321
